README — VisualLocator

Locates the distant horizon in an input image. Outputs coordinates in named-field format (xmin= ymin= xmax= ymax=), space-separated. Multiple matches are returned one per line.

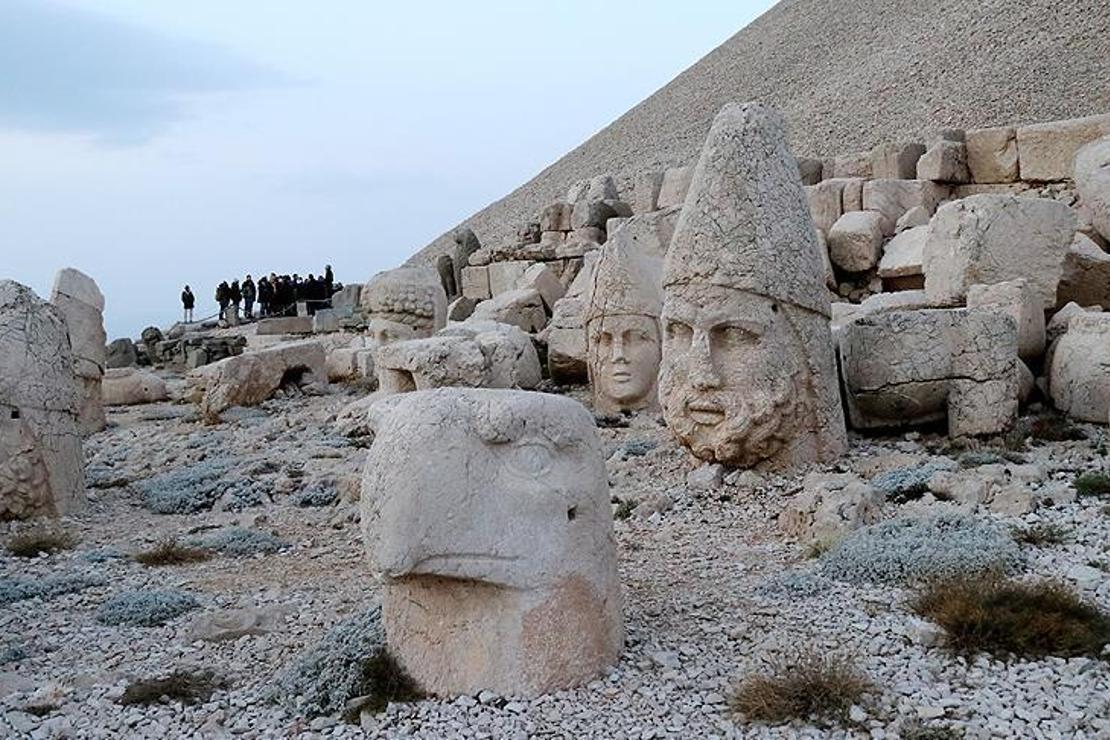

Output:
xmin=1 ymin=0 xmax=772 ymax=339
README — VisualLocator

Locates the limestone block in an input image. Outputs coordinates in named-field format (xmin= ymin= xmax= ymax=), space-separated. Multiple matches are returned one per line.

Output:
xmin=362 ymin=388 xmax=622 ymax=697
xmin=815 ymin=229 xmax=836 ymax=289
xmin=518 ymin=263 xmax=565 ymax=313
xmin=50 ymin=268 xmax=106 ymax=435
xmin=331 ymin=284 xmax=362 ymax=313
xmin=780 ymin=473 xmax=883 ymax=546
xmin=966 ymin=126 xmax=1019 ymax=183
xmin=797 ymin=157 xmax=824 ymax=185
xmin=633 ymin=171 xmax=664 ymax=213
xmin=557 ymin=228 xmax=604 ymax=258
xmin=102 ymin=368 xmax=168 ymax=406
xmin=460 ymin=266 xmax=491 ymax=302
xmin=656 ymin=166 xmax=693 ymax=209
xmin=828 ymin=211 xmax=884 ymax=273
xmin=917 ymin=140 xmax=969 ymax=183
xmin=1058 ymin=233 xmax=1110 ymax=310
xmin=660 ymin=103 xmax=847 ymax=470
xmin=824 ymin=151 xmax=872 ymax=179
xmin=838 ymin=307 xmax=1019 ymax=436
xmin=878 ymin=225 xmax=928 ymax=279
xmin=106 ymin=338 xmax=138 ymax=369
xmin=256 ymin=316 xmax=313 ymax=335
xmin=312 ymin=309 xmax=341 ymax=334
xmin=922 ymin=195 xmax=1076 ymax=309
xmin=540 ymin=202 xmax=574 ymax=233
xmin=546 ymin=253 xmax=598 ymax=383
xmin=487 ymin=261 xmax=533 ymax=297
xmin=468 ymin=288 xmax=547 ymax=333
xmin=967 ymin=279 xmax=1046 ymax=361
xmin=609 ymin=206 xmax=680 ymax=261
xmin=841 ymin=177 xmax=865 ymax=212
xmin=447 ymin=296 xmax=477 ymax=322
xmin=895 ymin=206 xmax=930 ymax=233
xmin=1049 ymin=314 xmax=1110 ymax=422
xmin=360 ymin=267 xmax=447 ymax=339
xmin=375 ymin=321 xmax=540 ymax=397
xmin=1074 ymin=134 xmax=1110 ymax=243
xmin=1046 ymin=302 xmax=1101 ymax=345
xmin=188 ymin=341 xmax=327 ymax=417
xmin=0 ymin=280 xmax=84 ymax=518
xmin=870 ymin=141 xmax=926 ymax=180
xmin=862 ymin=179 xmax=948 ymax=236
xmin=1017 ymin=113 xmax=1110 ymax=182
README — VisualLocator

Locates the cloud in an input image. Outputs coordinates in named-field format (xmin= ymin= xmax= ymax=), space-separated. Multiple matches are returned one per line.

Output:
xmin=0 ymin=1 xmax=286 ymax=144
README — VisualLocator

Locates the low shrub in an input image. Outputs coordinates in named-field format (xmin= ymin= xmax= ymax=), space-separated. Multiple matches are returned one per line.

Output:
xmin=119 ymin=669 xmax=225 ymax=706
xmin=871 ymin=462 xmax=954 ymax=503
xmin=341 ymin=651 xmax=424 ymax=722
xmin=1011 ymin=523 xmax=1069 ymax=547
xmin=133 ymin=539 xmax=212 ymax=567
xmin=0 ymin=645 xmax=27 ymax=665
xmin=0 ymin=574 xmax=104 ymax=606
xmin=293 ymin=481 xmax=339 ymax=508
xmin=621 ymin=440 xmax=658 ymax=458
xmin=912 ymin=576 xmax=1110 ymax=659
xmin=730 ymin=650 xmax=871 ymax=724
xmin=96 ymin=590 xmax=199 ymax=627
xmin=5 ymin=529 xmax=78 ymax=558
xmin=959 ymin=450 xmax=1026 ymax=468
xmin=1024 ymin=415 xmax=1087 ymax=443
xmin=138 ymin=459 xmax=270 ymax=514
xmin=1075 ymin=472 xmax=1110 ymax=498
xmin=613 ymin=499 xmax=636 ymax=521
xmin=820 ymin=514 xmax=1022 ymax=586
xmin=188 ymin=527 xmax=288 ymax=557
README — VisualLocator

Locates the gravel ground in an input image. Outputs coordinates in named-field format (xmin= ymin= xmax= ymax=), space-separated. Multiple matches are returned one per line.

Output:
xmin=410 ymin=0 xmax=1110 ymax=264
xmin=1 ymin=386 xmax=1109 ymax=739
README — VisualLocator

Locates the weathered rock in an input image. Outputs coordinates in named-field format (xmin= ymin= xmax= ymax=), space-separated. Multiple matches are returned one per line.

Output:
xmin=189 ymin=341 xmax=327 ymax=417
xmin=460 ymin=266 xmax=491 ymax=302
xmin=1017 ymin=113 xmax=1110 ymax=182
xmin=862 ymin=179 xmax=948 ymax=236
xmin=659 ymin=103 xmax=847 ymax=470
xmin=1049 ymin=313 xmax=1110 ymax=422
xmin=878 ymin=225 xmax=928 ymax=280
xmin=545 ymin=253 xmax=599 ymax=383
xmin=101 ymin=368 xmax=168 ymax=406
xmin=923 ymin=195 xmax=1076 ymax=309
xmin=870 ymin=141 xmax=926 ymax=180
xmin=0 ymin=281 xmax=84 ymax=518
xmin=1046 ymin=302 xmax=1100 ymax=345
xmin=375 ymin=321 xmax=541 ymax=397
xmin=360 ymin=267 xmax=447 ymax=344
xmin=487 ymin=261 xmax=533 ymax=298
xmin=540 ymin=202 xmax=574 ymax=233
xmin=468 ymin=288 xmax=547 ymax=333
xmin=50 ymin=268 xmax=106 ymax=435
xmin=780 ymin=473 xmax=883 ymax=546
xmin=518 ymin=264 xmax=565 ymax=313
xmin=610 ymin=206 xmax=680 ymax=261
xmin=827 ymin=211 xmax=884 ymax=273
xmin=331 ymin=284 xmax=363 ymax=314
xmin=256 ymin=316 xmax=314 ymax=335
xmin=967 ymin=279 xmax=1046 ymax=361
xmin=105 ymin=338 xmax=138 ymax=369
xmin=824 ymin=151 xmax=871 ymax=179
xmin=797 ymin=157 xmax=824 ymax=186
xmin=186 ymin=605 xmax=286 ymax=642
xmin=917 ymin=140 xmax=969 ymax=183
xmin=965 ymin=126 xmax=1019 ymax=183
xmin=839 ymin=308 xmax=1019 ymax=436
xmin=657 ymin=166 xmax=693 ymax=209
xmin=362 ymin=388 xmax=622 ymax=697
xmin=446 ymin=296 xmax=477 ymax=322
xmin=632 ymin=171 xmax=664 ymax=214
xmin=895 ymin=206 xmax=931 ymax=233
xmin=1074 ymin=134 xmax=1110 ymax=243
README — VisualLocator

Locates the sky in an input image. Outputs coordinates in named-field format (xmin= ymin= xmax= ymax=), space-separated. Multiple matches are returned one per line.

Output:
xmin=0 ymin=0 xmax=773 ymax=338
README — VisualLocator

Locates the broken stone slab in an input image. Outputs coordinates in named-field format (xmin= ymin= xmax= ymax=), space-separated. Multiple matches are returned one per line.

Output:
xmin=1074 ymin=134 xmax=1110 ymax=243
xmin=1046 ymin=301 xmax=1102 ymax=345
xmin=917 ymin=140 xmax=969 ymax=183
xmin=188 ymin=341 xmax=327 ymax=418
xmin=468 ymin=288 xmax=547 ymax=333
xmin=632 ymin=171 xmax=664 ymax=214
xmin=922 ymin=194 xmax=1076 ymax=309
xmin=518 ymin=263 xmax=565 ymax=313
xmin=545 ymin=253 xmax=599 ymax=384
xmin=460 ymin=266 xmax=491 ymax=301
xmin=447 ymin=296 xmax=477 ymax=322
xmin=1049 ymin=313 xmax=1110 ymax=423
xmin=965 ymin=126 xmax=1019 ymax=184
xmin=780 ymin=473 xmax=883 ymax=546
xmin=331 ymin=284 xmax=363 ymax=314
xmin=805 ymin=178 xmax=862 ymax=234
xmin=828 ymin=211 xmax=884 ymax=273
xmin=362 ymin=388 xmax=622 ymax=697
xmin=870 ymin=141 xmax=926 ymax=180
xmin=609 ymin=206 xmax=680 ymax=260
xmin=312 ymin=309 xmax=344 ymax=334
xmin=838 ymin=307 xmax=1020 ymax=437
xmin=862 ymin=179 xmax=949 ymax=236
xmin=878 ymin=225 xmax=928 ymax=279
xmin=967 ymin=279 xmax=1046 ymax=362
xmin=896 ymin=206 xmax=930 ymax=233
xmin=1058 ymin=234 xmax=1110 ymax=310
xmin=257 ymin=316 xmax=314 ymax=335
xmin=656 ymin=166 xmax=693 ymax=209
xmin=1017 ymin=113 xmax=1110 ymax=182
xmin=101 ymin=368 xmax=168 ymax=406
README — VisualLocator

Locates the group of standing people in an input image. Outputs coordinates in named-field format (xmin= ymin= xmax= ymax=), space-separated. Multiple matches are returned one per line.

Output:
xmin=180 ymin=266 xmax=335 ymax=323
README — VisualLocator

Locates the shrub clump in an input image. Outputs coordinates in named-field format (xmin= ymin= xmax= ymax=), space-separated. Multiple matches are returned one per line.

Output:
xmin=1011 ymin=522 xmax=1069 ymax=547
xmin=119 ymin=669 xmax=226 ymax=706
xmin=134 ymin=539 xmax=212 ymax=567
xmin=959 ymin=450 xmax=1026 ymax=468
xmin=820 ymin=514 xmax=1022 ymax=586
xmin=188 ymin=527 xmax=288 ymax=557
xmin=270 ymin=605 xmax=422 ymax=718
xmin=0 ymin=645 xmax=27 ymax=665
xmin=95 ymin=590 xmax=199 ymax=627
xmin=0 ymin=574 xmax=104 ymax=606
xmin=293 ymin=480 xmax=339 ymax=508
xmin=137 ymin=459 xmax=270 ymax=514
xmin=730 ymin=650 xmax=872 ymax=724
xmin=912 ymin=576 xmax=1110 ymax=659
xmin=613 ymin=499 xmax=636 ymax=521
xmin=871 ymin=461 xmax=955 ymax=502
xmin=1075 ymin=472 xmax=1110 ymax=498
xmin=5 ymin=529 xmax=78 ymax=558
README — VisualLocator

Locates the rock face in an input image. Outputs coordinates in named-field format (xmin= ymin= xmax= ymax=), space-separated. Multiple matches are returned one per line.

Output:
xmin=923 ymin=194 xmax=1077 ymax=309
xmin=828 ymin=211 xmax=885 ymax=272
xmin=658 ymin=103 xmax=847 ymax=470
xmin=584 ymin=235 xmax=663 ymax=415
xmin=189 ymin=341 xmax=327 ymax=417
xmin=468 ymin=288 xmax=547 ymax=333
xmin=966 ymin=279 xmax=1046 ymax=362
xmin=105 ymin=338 xmax=138 ymax=369
xmin=1075 ymin=134 xmax=1110 ymax=243
xmin=360 ymin=267 xmax=447 ymax=345
xmin=0 ymin=281 xmax=84 ymax=518
xmin=1050 ymin=313 xmax=1110 ymax=423
xmin=1017 ymin=113 xmax=1110 ymax=182
xmin=50 ymin=268 xmax=106 ymax=435
xmin=780 ymin=473 xmax=883 ymax=546
xmin=362 ymin=389 xmax=622 ymax=697
xmin=374 ymin=321 xmax=541 ymax=397
xmin=839 ymin=308 xmax=1019 ymax=437
xmin=101 ymin=368 xmax=168 ymax=406
xmin=1058 ymin=233 xmax=1110 ymax=310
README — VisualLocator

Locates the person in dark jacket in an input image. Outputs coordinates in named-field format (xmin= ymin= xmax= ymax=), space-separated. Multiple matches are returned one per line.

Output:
xmin=216 ymin=281 xmax=230 ymax=315
xmin=324 ymin=264 xmax=334 ymax=300
xmin=181 ymin=285 xmax=195 ymax=323
xmin=257 ymin=276 xmax=271 ymax=318
xmin=242 ymin=275 xmax=256 ymax=320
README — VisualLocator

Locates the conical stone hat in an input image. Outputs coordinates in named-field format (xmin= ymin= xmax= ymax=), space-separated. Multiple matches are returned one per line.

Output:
xmin=585 ymin=232 xmax=663 ymax=327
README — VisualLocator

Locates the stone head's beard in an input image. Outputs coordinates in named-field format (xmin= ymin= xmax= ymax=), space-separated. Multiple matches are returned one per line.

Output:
xmin=659 ymin=368 xmax=804 ymax=468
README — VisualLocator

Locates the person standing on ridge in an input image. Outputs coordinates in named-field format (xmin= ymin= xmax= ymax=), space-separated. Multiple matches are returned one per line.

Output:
xmin=181 ymin=285 xmax=195 ymax=323
xmin=216 ymin=281 xmax=230 ymax=316
xmin=242 ymin=274 xmax=256 ymax=320
xmin=257 ymin=275 xmax=271 ymax=318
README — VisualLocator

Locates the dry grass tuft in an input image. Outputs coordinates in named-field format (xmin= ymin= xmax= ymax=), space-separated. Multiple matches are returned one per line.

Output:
xmin=1010 ymin=523 xmax=1069 ymax=547
xmin=5 ymin=529 xmax=78 ymax=558
xmin=133 ymin=539 xmax=213 ymax=567
xmin=613 ymin=499 xmax=636 ymax=521
xmin=119 ymin=670 xmax=225 ymax=706
xmin=912 ymin=576 xmax=1110 ymax=659
xmin=341 ymin=650 xmax=424 ymax=722
xmin=730 ymin=650 xmax=872 ymax=724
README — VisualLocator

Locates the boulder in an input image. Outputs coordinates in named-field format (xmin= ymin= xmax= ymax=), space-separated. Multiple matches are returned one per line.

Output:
xmin=1049 ymin=313 xmax=1110 ymax=423
xmin=896 ymin=206 xmax=931 ymax=233
xmin=546 ymin=254 xmax=599 ymax=383
xmin=50 ymin=268 xmax=106 ymax=435
xmin=460 ymin=266 xmax=491 ymax=301
xmin=878 ymin=225 xmax=928 ymax=280
xmin=1016 ymin=113 xmax=1110 ymax=182
xmin=1074 ymin=134 xmax=1110 ymax=243
xmin=917 ymin=140 xmax=969 ymax=183
xmin=797 ymin=157 xmax=824 ymax=185
xmin=1046 ymin=302 xmax=1100 ymax=345
xmin=571 ymin=200 xmax=622 ymax=231
xmin=540 ymin=202 xmax=574 ymax=233
xmin=633 ymin=171 xmax=664 ymax=213
xmin=101 ymin=368 xmax=168 ymax=406
xmin=518 ymin=264 xmax=565 ymax=313
xmin=656 ymin=166 xmax=693 ymax=209
xmin=189 ymin=341 xmax=327 ymax=417
xmin=965 ymin=126 xmax=1019 ymax=183
xmin=967 ymin=279 xmax=1046 ymax=361
xmin=862 ymin=179 xmax=948 ymax=236
xmin=487 ymin=261 xmax=533 ymax=297
xmin=446 ymin=296 xmax=477 ymax=322
xmin=105 ymin=338 xmax=138 ymax=369
xmin=870 ymin=141 xmax=926 ymax=180
xmin=362 ymin=388 xmax=622 ymax=697
xmin=468 ymin=288 xmax=547 ymax=333
xmin=780 ymin=473 xmax=883 ymax=546
xmin=330 ymin=284 xmax=362 ymax=314
xmin=827 ymin=211 xmax=884 ymax=272
xmin=923 ymin=194 xmax=1076 ymax=309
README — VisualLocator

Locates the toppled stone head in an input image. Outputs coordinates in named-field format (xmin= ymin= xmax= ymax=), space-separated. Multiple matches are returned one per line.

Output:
xmin=359 ymin=267 xmax=447 ymax=345
xmin=362 ymin=388 xmax=622 ymax=697
xmin=585 ymin=234 xmax=663 ymax=415
xmin=659 ymin=103 xmax=847 ymax=470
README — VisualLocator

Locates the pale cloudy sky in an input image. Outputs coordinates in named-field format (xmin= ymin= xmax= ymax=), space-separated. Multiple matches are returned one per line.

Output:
xmin=0 ymin=0 xmax=772 ymax=337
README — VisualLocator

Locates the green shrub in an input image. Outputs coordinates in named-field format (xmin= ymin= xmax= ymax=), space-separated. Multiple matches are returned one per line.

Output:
xmin=188 ymin=527 xmax=288 ymax=557
xmin=96 ymin=590 xmax=199 ymax=627
xmin=1075 ymin=472 xmax=1110 ymax=498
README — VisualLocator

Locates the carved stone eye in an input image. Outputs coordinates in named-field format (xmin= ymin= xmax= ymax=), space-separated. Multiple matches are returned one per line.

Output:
xmin=504 ymin=442 xmax=554 ymax=480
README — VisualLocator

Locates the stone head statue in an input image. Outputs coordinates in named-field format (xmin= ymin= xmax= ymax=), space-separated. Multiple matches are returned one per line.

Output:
xmin=362 ymin=388 xmax=622 ymax=697
xmin=359 ymin=267 xmax=447 ymax=346
xmin=584 ymin=234 xmax=663 ymax=415
xmin=659 ymin=103 xmax=847 ymax=470
xmin=1075 ymin=135 xmax=1110 ymax=243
